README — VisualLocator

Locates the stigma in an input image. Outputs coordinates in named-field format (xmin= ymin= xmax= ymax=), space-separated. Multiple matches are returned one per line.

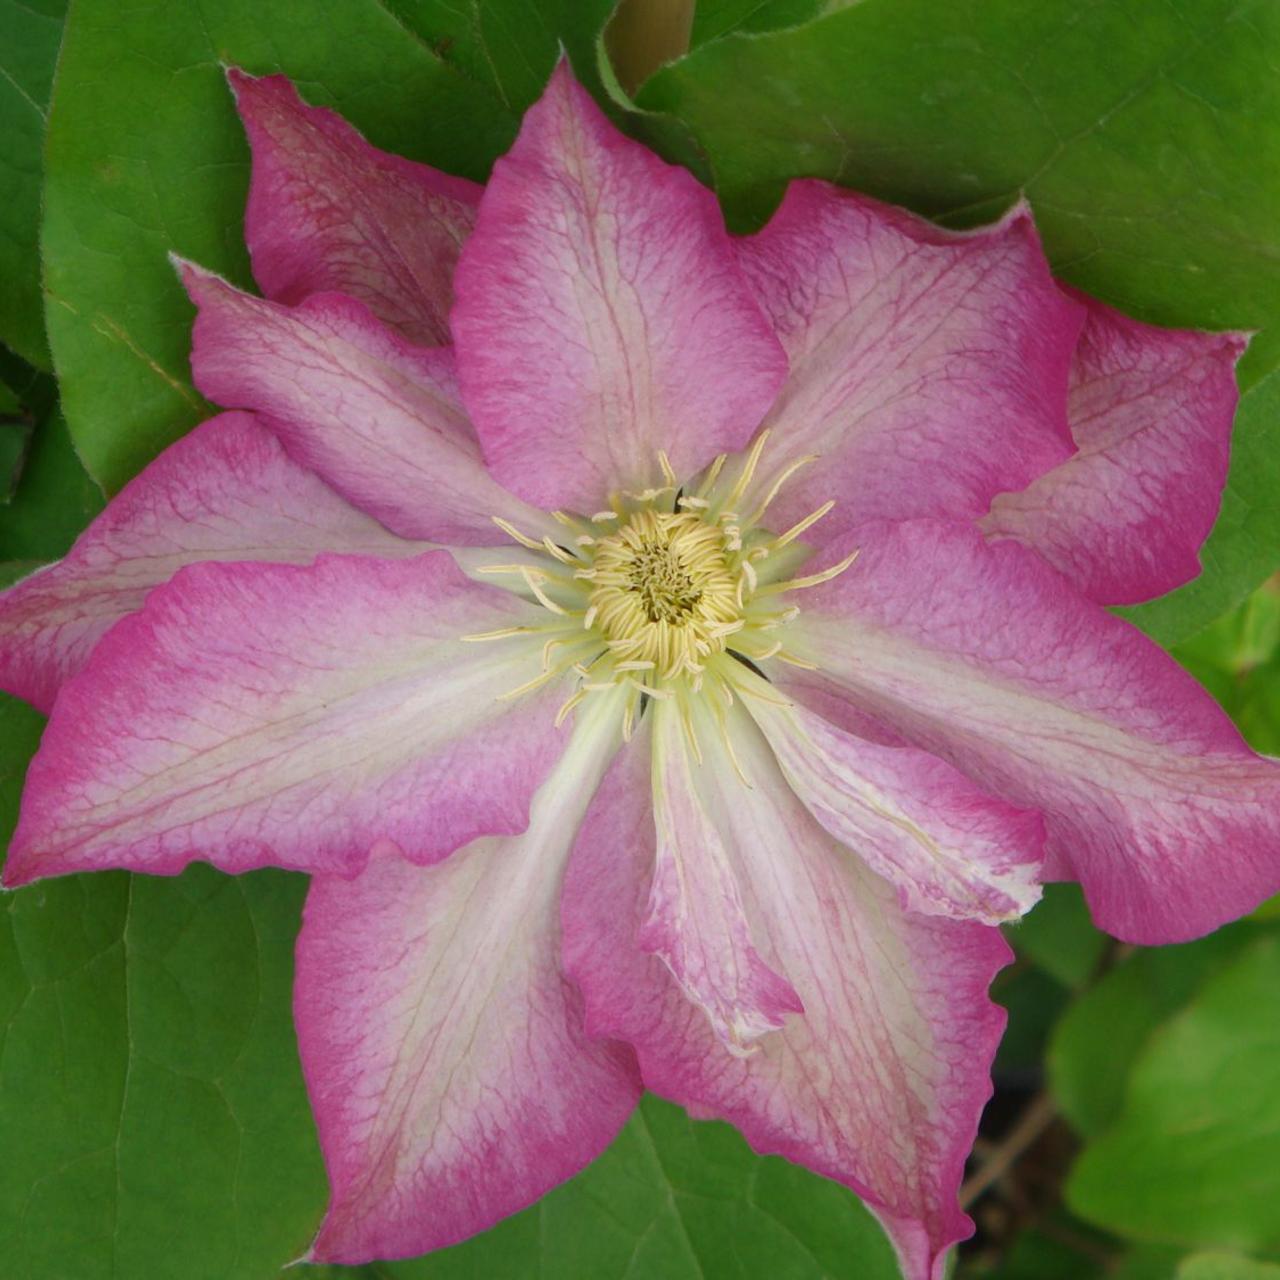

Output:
xmin=464 ymin=432 xmax=858 ymax=743
xmin=585 ymin=507 xmax=741 ymax=679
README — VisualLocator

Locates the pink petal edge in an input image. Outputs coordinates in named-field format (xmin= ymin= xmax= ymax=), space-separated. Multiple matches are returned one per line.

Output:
xmin=0 ymin=411 xmax=420 ymax=713
xmin=984 ymin=291 xmax=1248 ymax=604
xmin=229 ymin=68 xmax=481 ymax=346
xmin=452 ymin=61 xmax=787 ymax=512
xmin=177 ymin=261 xmax=555 ymax=546
xmin=641 ymin=700 xmax=804 ymax=1054
xmin=740 ymin=667 xmax=1045 ymax=924
xmin=563 ymin=707 xmax=1010 ymax=1280
xmin=301 ymin=691 xmax=639 ymax=1262
xmin=4 ymin=552 xmax=565 ymax=885
xmin=735 ymin=182 xmax=1081 ymax=542
xmin=782 ymin=518 xmax=1280 ymax=943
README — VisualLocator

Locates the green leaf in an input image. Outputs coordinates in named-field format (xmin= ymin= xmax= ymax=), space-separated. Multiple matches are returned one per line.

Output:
xmin=637 ymin=0 xmax=1280 ymax=646
xmin=1067 ymin=935 xmax=1280 ymax=1253
xmin=1115 ymin=1245 xmax=1199 ymax=1280
xmin=977 ymin=1219 xmax=1108 ymax=1280
xmin=381 ymin=1094 xmax=900 ymax=1280
xmin=0 ymin=0 xmax=66 ymax=367
xmin=1 ymin=857 xmax=328 ymax=1277
xmin=3 ymin=694 xmax=897 ymax=1275
xmin=0 ymin=561 xmax=46 ymax=589
xmin=0 ymin=360 xmax=101 ymax=562
xmin=0 ymin=382 xmax=34 ymax=505
xmin=690 ymin=0 xmax=825 ymax=46
xmin=1175 ymin=578 xmax=1280 ymax=687
xmin=2 ymin=604 xmax=323 ymax=1279
xmin=0 ymin=694 xmax=43 ymax=845
xmin=3 ymin=643 xmax=329 ymax=1276
xmin=1005 ymin=884 xmax=1106 ymax=991
xmin=1178 ymin=1255 xmax=1280 ymax=1280
xmin=385 ymin=0 xmax=617 ymax=112
xmin=1049 ymin=923 xmax=1260 ymax=1138
xmin=1122 ymin=371 xmax=1280 ymax=646
xmin=42 ymin=0 xmax=518 ymax=493
xmin=1174 ymin=575 xmax=1280 ymax=752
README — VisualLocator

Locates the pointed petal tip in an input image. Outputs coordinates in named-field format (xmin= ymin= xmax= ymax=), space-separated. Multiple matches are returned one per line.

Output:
xmin=1 ymin=847 xmax=50 ymax=892
xmin=532 ymin=53 xmax=614 ymax=140
xmin=223 ymin=63 xmax=273 ymax=93
xmin=455 ymin=42 xmax=785 ymax=510
xmin=1002 ymin=193 xmax=1035 ymax=225
xmin=170 ymin=253 xmax=220 ymax=300
xmin=546 ymin=50 xmax=578 ymax=89
xmin=225 ymin=64 xmax=298 ymax=113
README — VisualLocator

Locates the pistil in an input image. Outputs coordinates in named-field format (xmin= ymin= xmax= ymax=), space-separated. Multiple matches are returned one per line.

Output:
xmin=464 ymin=433 xmax=860 ymax=753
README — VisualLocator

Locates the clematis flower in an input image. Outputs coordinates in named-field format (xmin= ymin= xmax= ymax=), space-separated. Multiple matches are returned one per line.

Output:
xmin=3 ymin=61 xmax=1279 ymax=1280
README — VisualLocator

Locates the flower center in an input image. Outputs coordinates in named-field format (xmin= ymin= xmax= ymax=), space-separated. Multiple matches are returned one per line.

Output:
xmin=465 ymin=432 xmax=859 ymax=744
xmin=588 ymin=509 xmax=740 ymax=679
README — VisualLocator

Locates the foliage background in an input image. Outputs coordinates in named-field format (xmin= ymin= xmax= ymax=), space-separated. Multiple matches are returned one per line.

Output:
xmin=2 ymin=1 xmax=1279 ymax=1276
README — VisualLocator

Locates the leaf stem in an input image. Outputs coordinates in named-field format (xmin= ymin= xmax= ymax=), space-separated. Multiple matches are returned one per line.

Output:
xmin=959 ymin=1090 xmax=1058 ymax=1210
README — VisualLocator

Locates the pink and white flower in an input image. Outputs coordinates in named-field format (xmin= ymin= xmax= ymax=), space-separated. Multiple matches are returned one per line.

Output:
xmin=3 ymin=62 xmax=1277 ymax=1280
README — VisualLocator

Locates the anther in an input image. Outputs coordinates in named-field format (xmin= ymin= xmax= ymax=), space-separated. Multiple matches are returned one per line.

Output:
xmin=541 ymin=537 xmax=579 ymax=565
xmin=492 ymin=516 xmax=545 ymax=551
xmin=760 ymin=548 xmax=860 ymax=595
xmin=722 ymin=430 xmax=771 ymax=511
xmin=520 ymin=568 xmax=570 ymax=615
xmin=773 ymin=500 xmax=835 ymax=550
xmin=746 ymin=453 xmax=820 ymax=526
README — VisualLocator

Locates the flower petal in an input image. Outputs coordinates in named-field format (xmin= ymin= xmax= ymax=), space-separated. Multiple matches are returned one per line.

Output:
xmin=641 ymin=700 xmax=804 ymax=1053
xmin=230 ymin=69 xmax=481 ymax=345
xmin=301 ymin=691 xmax=638 ymax=1263
xmin=451 ymin=62 xmax=787 ymax=511
xmin=4 ymin=552 xmax=565 ymax=886
xmin=0 ymin=411 xmax=421 ymax=713
xmin=784 ymin=519 xmax=1280 ymax=943
xmin=178 ymin=262 xmax=554 ymax=545
xmin=735 ymin=184 xmax=1080 ymax=541
xmin=982 ymin=293 xmax=1248 ymax=604
xmin=740 ymin=670 xmax=1044 ymax=924
xmin=562 ymin=703 xmax=1008 ymax=1280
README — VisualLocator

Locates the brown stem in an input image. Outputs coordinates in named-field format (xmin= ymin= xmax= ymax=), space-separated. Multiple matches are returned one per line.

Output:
xmin=605 ymin=0 xmax=696 ymax=96
xmin=959 ymin=1091 xmax=1058 ymax=1210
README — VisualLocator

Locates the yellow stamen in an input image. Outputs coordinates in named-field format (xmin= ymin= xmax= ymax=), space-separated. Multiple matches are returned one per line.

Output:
xmin=496 ymin=666 xmax=562 ymax=701
xmin=708 ymin=694 xmax=750 ymax=787
xmin=774 ymin=650 xmax=820 ymax=670
xmin=772 ymin=500 xmax=835 ymax=550
xmin=695 ymin=453 xmax=728 ymax=498
xmin=473 ymin=563 xmax=577 ymax=588
xmin=554 ymin=688 xmax=589 ymax=726
xmin=473 ymin=435 xmax=855 ymax=744
xmin=520 ymin=567 xmax=570 ymax=615
xmin=721 ymin=430 xmax=771 ymax=511
xmin=491 ymin=516 xmax=545 ymax=551
xmin=541 ymin=537 xmax=579 ymax=565
xmin=586 ymin=507 xmax=740 ymax=680
xmin=759 ymin=548 xmax=861 ymax=595
xmin=746 ymin=453 xmax=819 ymax=526
xmin=460 ymin=625 xmax=537 ymax=643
